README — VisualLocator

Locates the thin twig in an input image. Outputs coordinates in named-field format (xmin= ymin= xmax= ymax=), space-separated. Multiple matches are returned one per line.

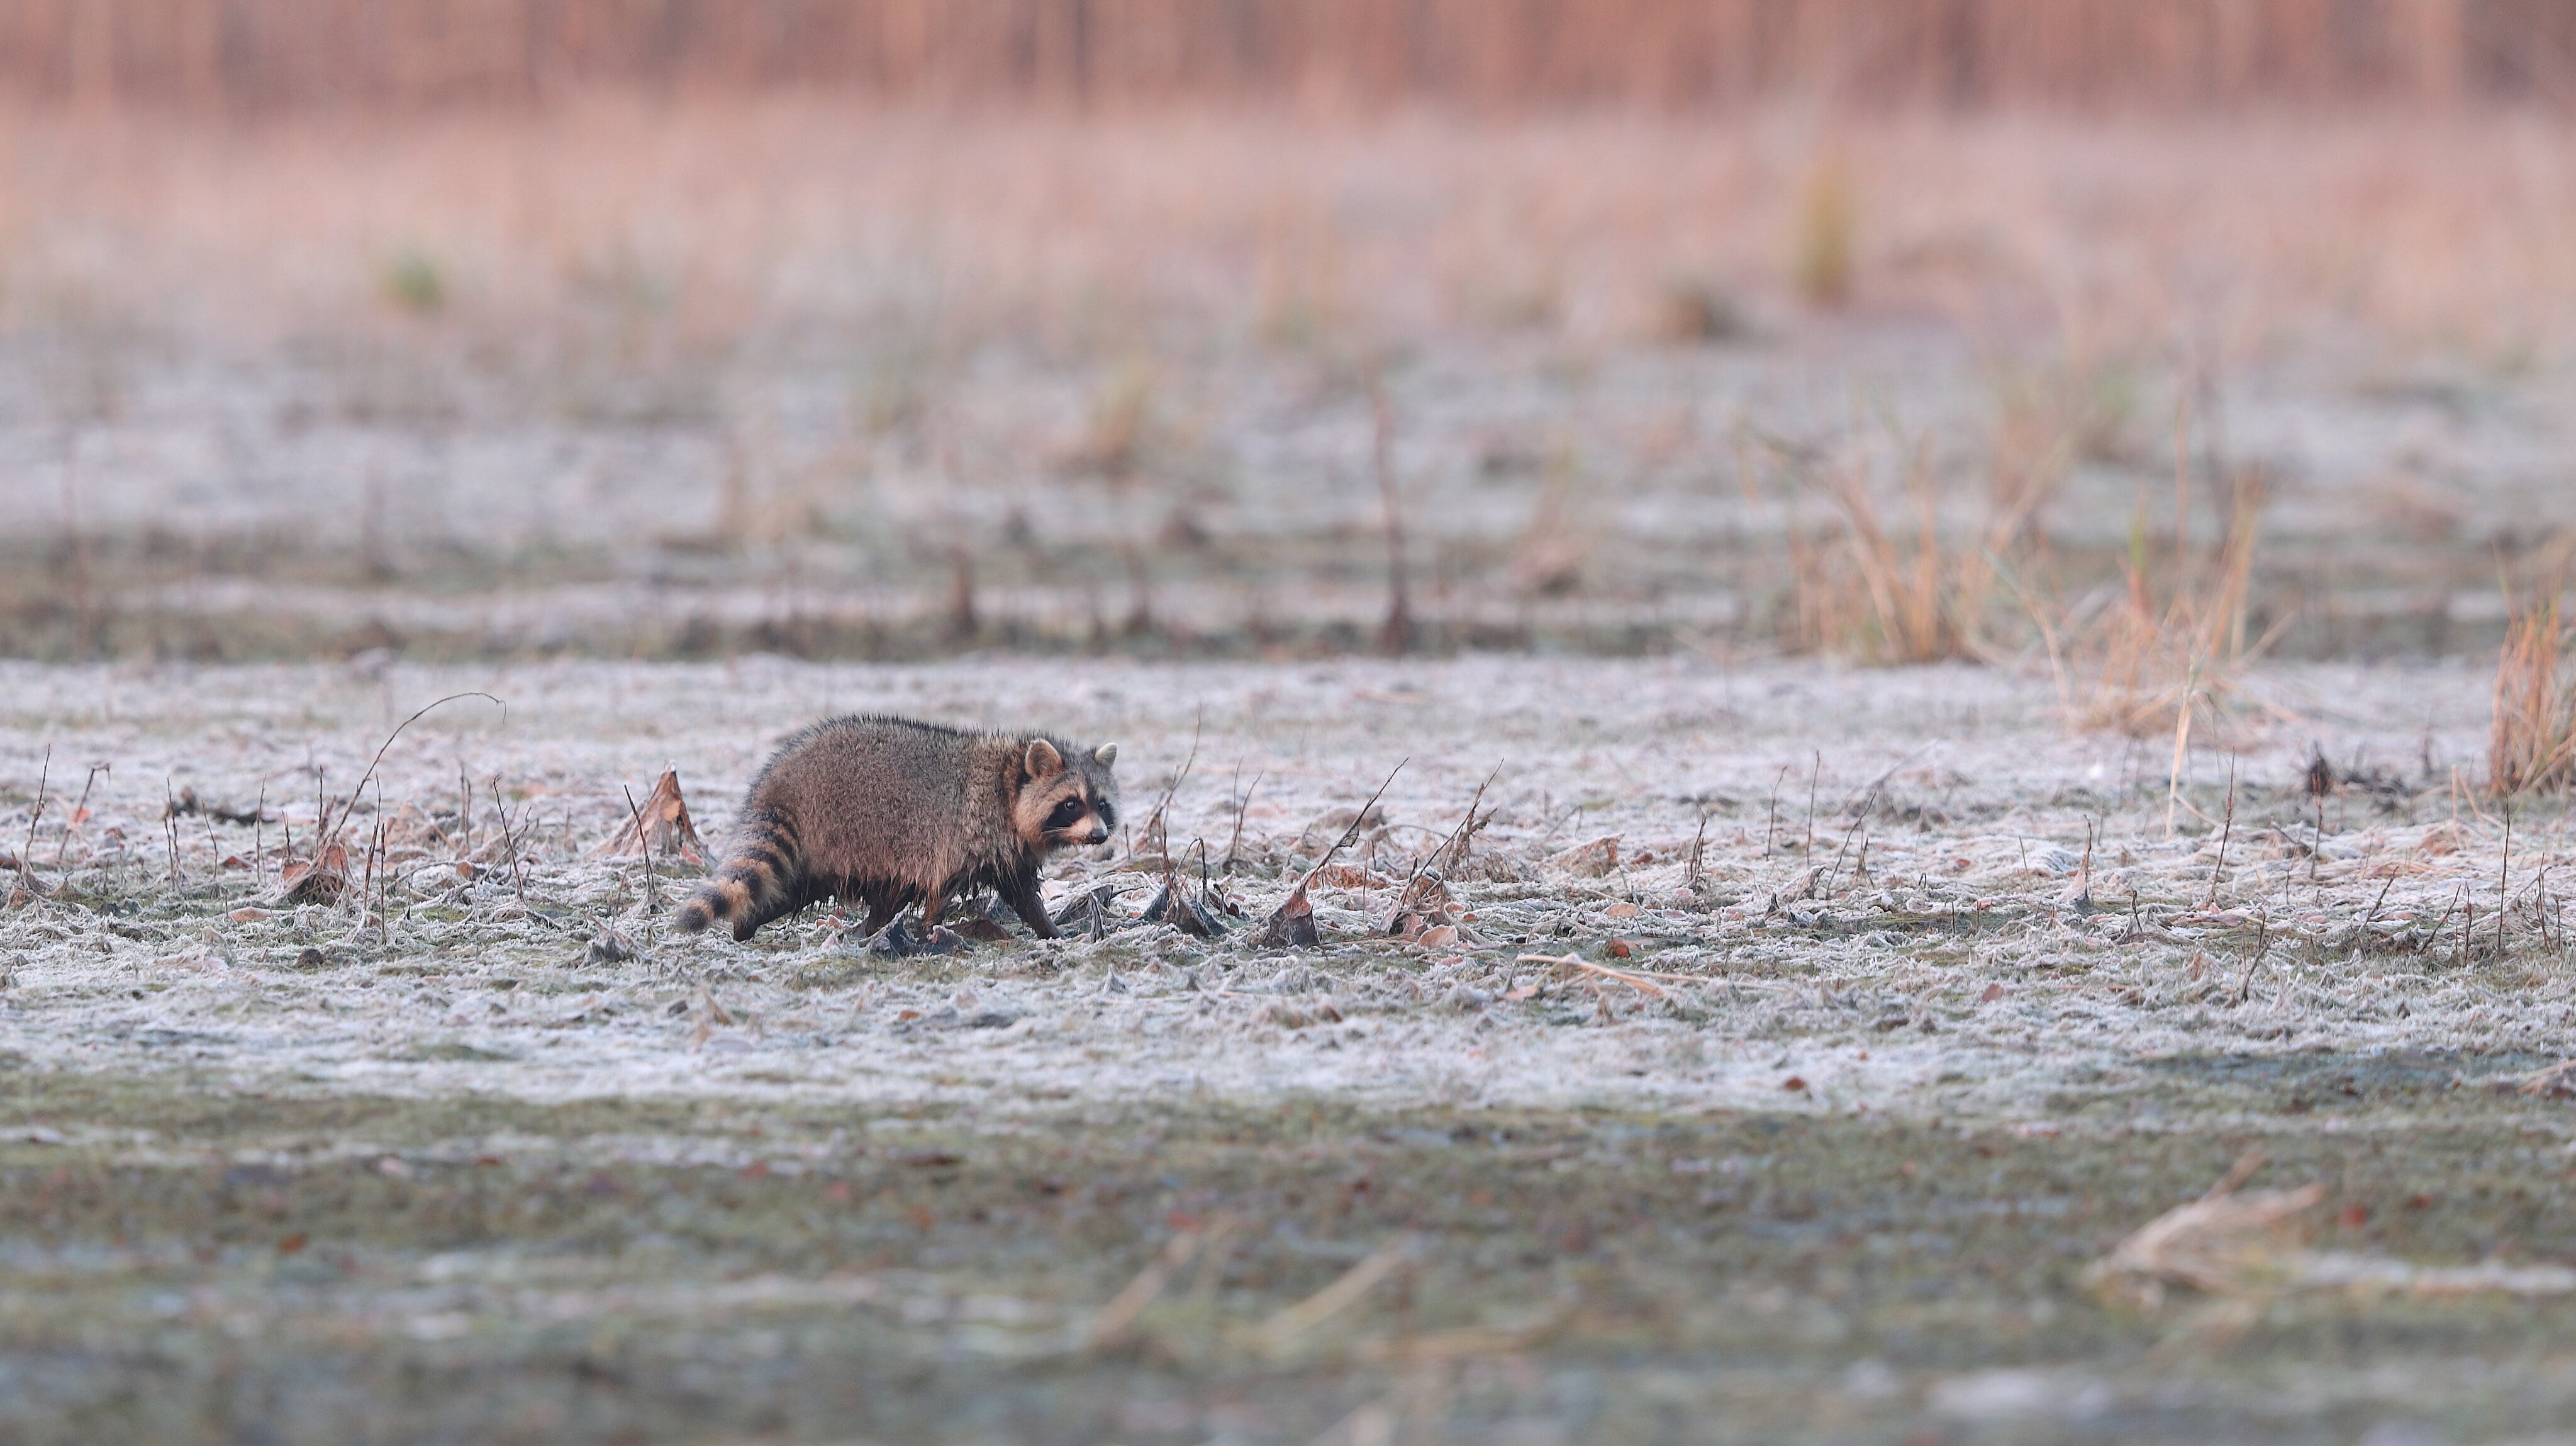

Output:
xmin=14 ymin=746 xmax=50 ymax=899
xmin=1804 ymin=751 xmax=1820 ymax=856
xmin=1223 ymin=768 xmax=1263 ymax=875
xmin=2500 ymin=803 xmax=2515 ymax=963
xmin=1289 ymin=760 xmax=1408 ymax=897
xmin=316 ymin=692 xmax=503 ymax=846
xmin=50 ymin=763 xmax=104 ymax=870
xmin=623 ymin=784 xmax=658 ymax=911
xmin=1142 ymin=713 xmax=1204 ymax=860
xmin=2202 ymin=761 xmax=2238 ymax=909
xmin=490 ymin=776 xmax=531 ymax=904
xmin=2363 ymin=873 xmax=2395 ymax=928
xmin=2234 ymin=912 xmax=2273 ymax=1006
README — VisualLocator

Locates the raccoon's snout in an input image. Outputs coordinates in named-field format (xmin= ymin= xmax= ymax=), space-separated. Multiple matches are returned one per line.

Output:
xmin=1081 ymin=826 xmax=1108 ymax=845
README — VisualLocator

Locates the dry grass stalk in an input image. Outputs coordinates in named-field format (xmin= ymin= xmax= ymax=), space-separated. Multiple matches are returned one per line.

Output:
xmin=1084 ymin=1227 xmax=1206 ymax=1351
xmin=2489 ymin=593 xmax=2576 ymax=797
xmin=1790 ymin=152 xmax=1856 ymax=307
xmin=2090 ymin=1155 xmax=2576 ymax=1310
xmin=1257 ymin=1235 xmax=1417 ymax=1354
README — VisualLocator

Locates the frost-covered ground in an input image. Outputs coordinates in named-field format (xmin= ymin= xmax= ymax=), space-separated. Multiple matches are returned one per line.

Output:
xmin=5 ymin=656 xmax=2576 ymax=1444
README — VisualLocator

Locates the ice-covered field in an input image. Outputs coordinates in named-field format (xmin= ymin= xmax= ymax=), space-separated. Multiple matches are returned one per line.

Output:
xmin=4 ymin=654 xmax=2575 ymax=1443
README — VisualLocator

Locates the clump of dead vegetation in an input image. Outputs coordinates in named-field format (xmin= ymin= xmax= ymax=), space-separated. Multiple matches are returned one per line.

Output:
xmin=1776 ymin=430 xmax=2036 ymax=666
xmin=2490 ymin=580 xmax=2576 ymax=797
xmin=2037 ymin=421 xmax=2274 ymax=744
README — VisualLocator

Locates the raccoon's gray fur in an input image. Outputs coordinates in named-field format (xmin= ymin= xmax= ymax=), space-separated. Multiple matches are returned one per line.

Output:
xmin=675 ymin=715 xmax=1119 ymax=944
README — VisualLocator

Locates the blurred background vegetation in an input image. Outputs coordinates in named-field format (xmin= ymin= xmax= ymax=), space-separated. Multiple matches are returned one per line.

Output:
xmin=0 ymin=0 xmax=2572 ymax=692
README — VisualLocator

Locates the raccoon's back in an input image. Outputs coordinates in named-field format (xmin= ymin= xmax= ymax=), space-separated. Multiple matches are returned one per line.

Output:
xmin=749 ymin=717 xmax=987 ymax=885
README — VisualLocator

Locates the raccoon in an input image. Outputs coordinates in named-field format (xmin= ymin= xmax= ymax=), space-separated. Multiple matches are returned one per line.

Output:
xmin=675 ymin=715 xmax=1119 ymax=944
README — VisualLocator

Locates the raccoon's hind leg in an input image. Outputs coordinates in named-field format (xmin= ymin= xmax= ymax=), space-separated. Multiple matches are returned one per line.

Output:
xmin=676 ymin=811 xmax=807 ymax=943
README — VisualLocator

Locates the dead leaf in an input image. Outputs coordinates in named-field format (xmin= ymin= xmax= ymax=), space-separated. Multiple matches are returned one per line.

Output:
xmin=1607 ymin=939 xmax=1635 ymax=959
xmin=1252 ymin=888 xmax=1320 ymax=948
xmin=1549 ymin=836 xmax=1621 ymax=877
xmin=281 ymin=843 xmax=350 ymax=905
xmin=596 ymin=768 xmax=707 ymax=866
xmin=1417 ymin=924 xmax=1459 ymax=950
xmin=1316 ymin=864 xmax=1393 ymax=889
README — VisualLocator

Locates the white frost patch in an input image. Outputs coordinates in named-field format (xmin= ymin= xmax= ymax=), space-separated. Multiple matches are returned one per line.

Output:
xmin=0 ymin=655 xmax=2558 ymax=1132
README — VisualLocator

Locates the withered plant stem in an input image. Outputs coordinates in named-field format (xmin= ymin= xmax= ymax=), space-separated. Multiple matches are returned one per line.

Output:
xmin=1805 ymin=752 xmax=1820 ymax=857
xmin=16 ymin=746 xmax=49 ymax=897
xmin=622 ymin=783 xmax=657 ymax=911
xmin=200 ymin=810 xmax=221 ymax=907
xmin=1142 ymin=714 xmax=1203 ymax=861
xmin=52 ymin=763 xmax=103 ymax=870
xmin=2310 ymin=794 xmax=2324 ymax=884
xmin=1432 ymin=763 xmax=1503 ymax=875
xmin=2501 ymin=804 xmax=2515 ymax=961
xmin=489 ymin=776 xmax=530 ymax=904
xmin=1824 ymin=812 xmax=1868 ymax=898
xmin=1224 ymin=768 xmax=1263 ymax=875
xmin=2234 ymin=912 xmax=2272 ymax=1006
xmin=1288 ymin=759 xmax=1408 ymax=900
xmin=1369 ymin=371 xmax=1414 ymax=656
xmin=318 ymin=692 xmax=501 ymax=847
xmin=2203 ymin=762 xmax=2237 ymax=909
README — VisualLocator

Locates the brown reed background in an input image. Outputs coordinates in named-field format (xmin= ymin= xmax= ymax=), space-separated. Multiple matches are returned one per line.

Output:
xmin=2 ymin=0 xmax=2570 ymax=111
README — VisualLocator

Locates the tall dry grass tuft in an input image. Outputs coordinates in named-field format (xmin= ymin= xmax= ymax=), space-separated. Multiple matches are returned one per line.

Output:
xmin=2047 ymin=466 xmax=2272 ymax=741
xmin=1790 ymin=154 xmax=1857 ymax=308
xmin=2490 ymin=591 xmax=2576 ymax=797
xmin=1786 ymin=439 xmax=2038 ymax=664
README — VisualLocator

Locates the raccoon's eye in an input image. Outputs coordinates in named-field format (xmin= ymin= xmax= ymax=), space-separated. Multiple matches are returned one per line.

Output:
xmin=1095 ymin=801 xmax=1117 ymax=829
xmin=1047 ymin=798 xmax=1086 ymax=828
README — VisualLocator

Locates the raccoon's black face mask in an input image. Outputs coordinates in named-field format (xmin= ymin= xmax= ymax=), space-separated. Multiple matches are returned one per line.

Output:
xmin=1018 ymin=739 xmax=1120 ymax=848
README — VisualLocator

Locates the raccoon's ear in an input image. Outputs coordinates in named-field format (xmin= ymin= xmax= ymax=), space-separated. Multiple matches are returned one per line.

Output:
xmin=1092 ymin=743 xmax=1118 ymax=768
xmin=1024 ymin=738 xmax=1065 ymax=779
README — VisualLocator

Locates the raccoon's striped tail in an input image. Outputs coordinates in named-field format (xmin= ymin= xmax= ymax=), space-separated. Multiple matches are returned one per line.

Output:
xmin=676 ymin=810 xmax=805 ymax=943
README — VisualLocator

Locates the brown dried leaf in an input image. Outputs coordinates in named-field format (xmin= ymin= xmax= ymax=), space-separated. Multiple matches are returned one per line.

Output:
xmin=1252 ymin=889 xmax=1320 ymax=948
xmin=1316 ymin=864 xmax=1394 ymax=889
xmin=1549 ymin=836 xmax=1621 ymax=877
xmin=281 ymin=843 xmax=350 ymax=905
xmin=596 ymin=769 xmax=707 ymax=866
